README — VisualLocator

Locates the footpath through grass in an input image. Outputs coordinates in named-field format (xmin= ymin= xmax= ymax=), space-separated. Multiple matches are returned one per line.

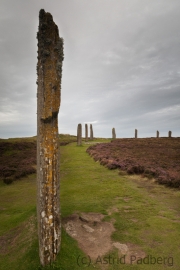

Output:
xmin=0 ymin=139 xmax=180 ymax=269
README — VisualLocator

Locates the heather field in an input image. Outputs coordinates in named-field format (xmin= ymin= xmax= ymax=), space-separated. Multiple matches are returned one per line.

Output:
xmin=0 ymin=140 xmax=37 ymax=184
xmin=86 ymin=138 xmax=180 ymax=189
xmin=0 ymin=134 xmax=77 ymax=185
xmin=1 ymin=136 xmax=179 ymax=187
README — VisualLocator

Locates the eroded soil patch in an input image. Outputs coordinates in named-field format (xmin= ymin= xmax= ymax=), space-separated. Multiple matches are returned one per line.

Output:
xmin=63 ymin=212 xmax=146 ymax=264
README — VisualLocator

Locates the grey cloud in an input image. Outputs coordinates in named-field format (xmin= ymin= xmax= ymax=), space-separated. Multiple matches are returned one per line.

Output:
xmin=0 ymin=0 xmax=180 ymax=138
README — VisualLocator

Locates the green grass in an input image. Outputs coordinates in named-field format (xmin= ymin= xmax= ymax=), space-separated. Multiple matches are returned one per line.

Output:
xmin=0 ymin=137 xmax=180 ymax=269
xmin=0 ymin=174 xmax=37 ymax=235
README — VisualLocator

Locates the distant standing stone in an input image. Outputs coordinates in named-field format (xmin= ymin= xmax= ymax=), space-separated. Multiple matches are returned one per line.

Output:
xmin=135 ymin=129 xmax=138 ymax=138
xmin=85 ymin=124 xmax=88 ymax=142
xmin=90 ymin=124 xmax=93 ymax=140
xmin=77 ymin=123 xmax=82 ymax=145
xmin=168 ymin=131 xmax=172 ymax=138
xmin=112 ymin=128 xmax=116 ymax=139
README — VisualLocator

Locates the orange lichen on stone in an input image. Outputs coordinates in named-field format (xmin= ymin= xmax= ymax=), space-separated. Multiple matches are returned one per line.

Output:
xmin=37 ymin=9 xmax=63 ymax=266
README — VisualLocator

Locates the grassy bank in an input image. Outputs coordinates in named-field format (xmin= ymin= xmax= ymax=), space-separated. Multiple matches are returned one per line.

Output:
xmin=0 ymin=139 xmax=180 ymax=269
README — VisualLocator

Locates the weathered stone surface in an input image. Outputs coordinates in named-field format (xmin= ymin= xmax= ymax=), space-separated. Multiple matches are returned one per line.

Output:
xmin=168 ymin=131 xmax=172 ymax=138
xmin=85 ymin=124 xmax=88 ymax=142
xmin=82 ymin=224 xmax=94 ymax=233
xmin=77 ymin=123 xmax=82 ymax=145
xmin=157 ymin=130 xmax=159 ymax=138
xmin=113 ymin=242 xmax=128 ymax=255
xmin=112 ymin=128 xmax=116 ymax=139
xmin=90 ymin=124 xmax=93 ymax=140
xmin=37 ymin=9 xmax=64 ymax=266
xmin=135 ymin=129 xmax=138 ymax=138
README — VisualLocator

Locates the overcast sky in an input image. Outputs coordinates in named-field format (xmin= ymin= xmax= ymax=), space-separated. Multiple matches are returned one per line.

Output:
xmin=0 ymin=0 xmax=180 ymax=138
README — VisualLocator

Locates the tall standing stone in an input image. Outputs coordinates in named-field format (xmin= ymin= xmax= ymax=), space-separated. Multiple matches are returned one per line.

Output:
xmin=85 ymin=124 xmax=88 ymax=142
xmin=36 ymin=9 xmax=64 ymax=266
xmin=156 ymin=130 xmax=159 ymax=138
xmin=135 ymin=129 xmax=138 ymax=138
xmin=90 ymin=124 xmax=93 ymax=140
xmin=77 ymin=123 xmax=82 ymax=145
xmin=168 ymin=131 xmax=172 ymax=138
xmin=112 ymin=128 xmax=116 ymax=139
